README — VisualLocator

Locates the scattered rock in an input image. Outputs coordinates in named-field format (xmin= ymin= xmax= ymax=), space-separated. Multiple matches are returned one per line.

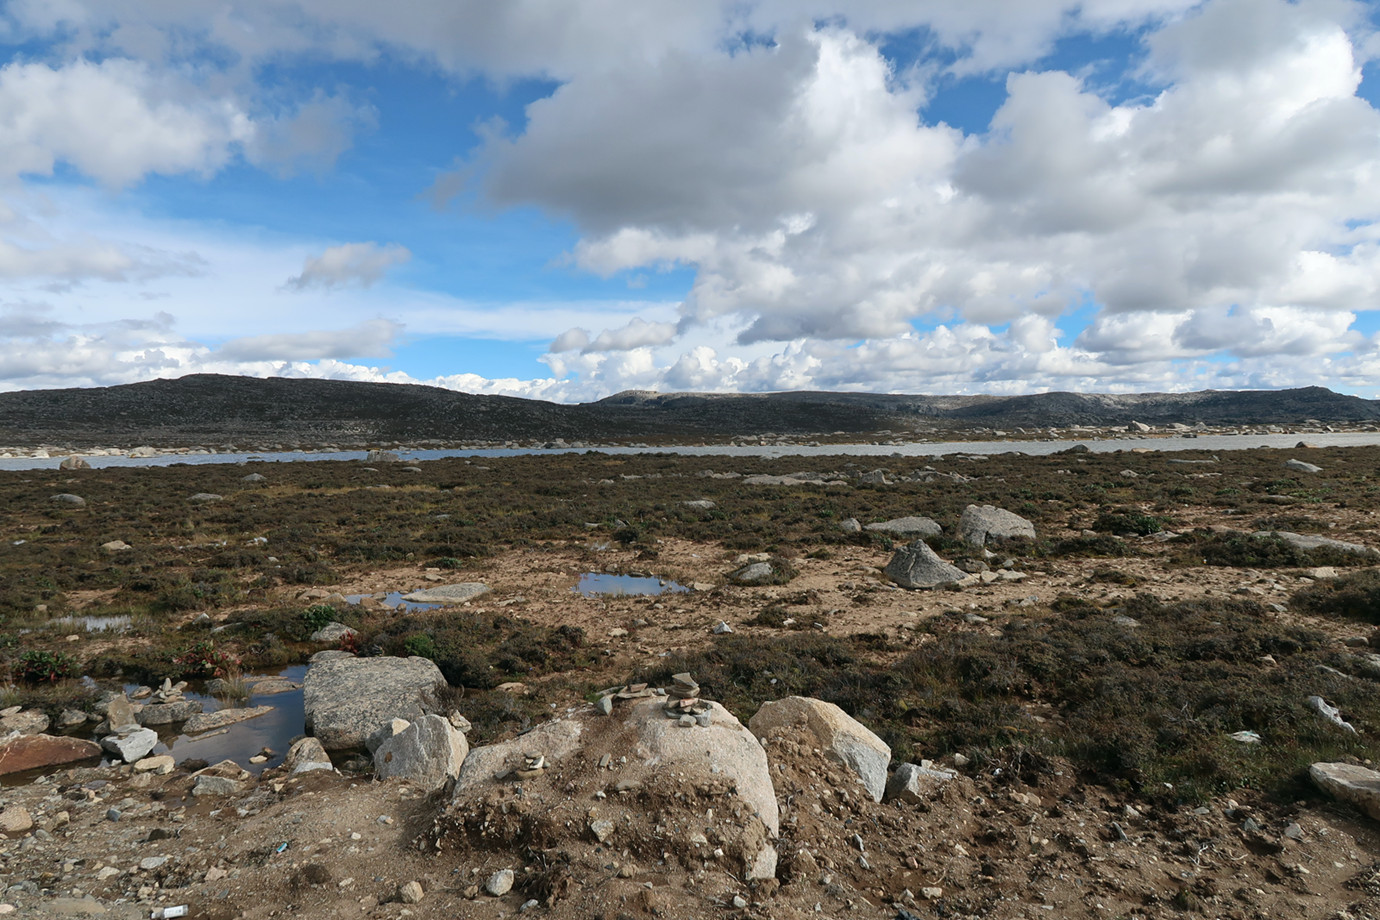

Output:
xmin=885 ymin=761 xmax=959 ymax=804
xmin=683 ymin=499 xmax=716 ymax=510
xmin=750 ymin=696 xmax=891 ymax=803
xmin=137 ymin=699 xmax=203 ymax=726
xmin=0 ymin=734 xmax=102 ymax=775
xmin=1307 ymin=696 xmax=1357 ymax=733
xmin=486 ymin=869 xmax=515 ymax=897
xmin=401 ymin=582 xmax=490 ymax=604
xmin=58 ymin=456 xmax=90 ymax=470
xmin=1311 ymin=762 xmax=1380 ymax=820
xmin=192 ymin=774 xmax=242 ymax=797
xmin=100 ymin=728 xmax=159 ymax=763
xmin=399 ymin=881 xmax=424 ymax=904
xmin=865 ymin=516 xmax=941 ymax=537
xmin=713 ymin=620 xmax=734 ymax=634
xmin=242 ymin=472 xmax=266 ymax=482
xmin=1254 ymin=531 xmax=1378 ymax=558
xmin=304 ymin=655 xmax=449 ymax=751
xmin=0 ymin=709 xmax=48 ymax=735
xmin=365 ymin=449 xmax=401 ymax=463
xmin=308 ymin=622 xmax=358 ymax=644
xmin=134 ymin=755 xmax=176 ymax=775
xmin=51 ymin=493 xmax=85 ymax=507
xmin=105 ymin=696 xmax=140 ymax=732
xmin=958 ymin=504 xmax=1036 ymax=546
xmin=284 ymin=737 xmax=335 ymax=774
xmin=0 ymin=805 xmax=34 ymax=835
xmin=1284 ymin=459 xmax=1323 ymax=473
xmin=100 ymin=539 xmax=133 ymax=553
xmin=374 ymin=714 xmax=469 ymax=792
xmin=839 ymin=517 xmax=861 ymax=533
xmin=188 ymin=492 xmax=224 ymax=502
xmin=884 ymin=541 xmax=967 ymax=589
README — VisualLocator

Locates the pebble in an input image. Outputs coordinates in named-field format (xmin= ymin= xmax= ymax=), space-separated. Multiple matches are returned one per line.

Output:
xmin=732 ymin=894 xmax=748 ymax=908
xmin=520 ymin=899 xmax=540 ymax=912
xmin=486 ymin=868 xmax=514 ymax=897
xmin=399 ymin=881 xmax=424 ymax=904
xmin=713 ymin=621 xmax=734 ymax=634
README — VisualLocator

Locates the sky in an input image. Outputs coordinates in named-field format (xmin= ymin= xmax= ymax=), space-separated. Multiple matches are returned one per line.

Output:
xmin=2 ymin=1 xmax=1380 ymax=402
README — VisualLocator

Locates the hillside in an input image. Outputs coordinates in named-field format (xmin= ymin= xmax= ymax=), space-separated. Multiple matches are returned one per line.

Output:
xmin=0 ymin=375 xmax=1376 ymax=448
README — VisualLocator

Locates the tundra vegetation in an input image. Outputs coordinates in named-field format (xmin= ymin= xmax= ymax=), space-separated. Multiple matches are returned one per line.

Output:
xmin=3 ymin=445 xmax=1379 ymax=808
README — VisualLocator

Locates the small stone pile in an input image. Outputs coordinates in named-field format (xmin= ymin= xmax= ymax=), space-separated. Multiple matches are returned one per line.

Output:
xmin=593 ymin=681 xmax=661 ymax=715
xmin=662 ymin=673 xmax=712 ymax=727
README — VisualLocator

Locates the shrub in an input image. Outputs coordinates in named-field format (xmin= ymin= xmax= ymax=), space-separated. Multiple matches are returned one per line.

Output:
xmin=1092 ymin=509 xmax=1169 ymax=536
xmin=18 ymin=649 xmax=77 ymax=682
xmin=1291 ymin=569 xmax=1380 ymax=624
xmin=302 ymin=604 xmax=338 ymax=633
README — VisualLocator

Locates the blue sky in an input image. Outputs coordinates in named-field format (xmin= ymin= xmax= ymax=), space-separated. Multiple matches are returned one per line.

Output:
xmin=2 ymin=0 xmax=1379 ymax=399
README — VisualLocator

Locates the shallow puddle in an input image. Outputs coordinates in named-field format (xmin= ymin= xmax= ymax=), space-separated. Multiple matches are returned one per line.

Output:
xmin=145 ymin=665 xmax=309 ymax=773
xmin=574 ymin=573 xmax=688 ymax=597
xmin=345 ymin=591 xmax=441 ymax=613
xmin=51 ymin=614 xmax=132 ymax=633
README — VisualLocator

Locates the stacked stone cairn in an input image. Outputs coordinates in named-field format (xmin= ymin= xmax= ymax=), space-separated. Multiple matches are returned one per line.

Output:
xmin=663 ymin=673 xmax=712 ymax=727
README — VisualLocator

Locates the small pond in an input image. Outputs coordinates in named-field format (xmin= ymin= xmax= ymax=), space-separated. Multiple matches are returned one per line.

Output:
xmin=1 ymin=666 xmax=309 ymax=787
xmin=574 ymin=573 xmax=688 ymax=597
xmin=143 ymin=665 xmax=308 ymax=774
xmin=345 ymin=591 xmax=441 ymax=613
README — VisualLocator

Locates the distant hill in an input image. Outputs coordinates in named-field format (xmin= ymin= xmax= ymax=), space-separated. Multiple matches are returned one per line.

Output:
xmin=0 ymin=375 xmax=1375 ymax=448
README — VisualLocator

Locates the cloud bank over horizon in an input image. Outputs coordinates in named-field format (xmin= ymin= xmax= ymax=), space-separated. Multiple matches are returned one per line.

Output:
xmin=1 ymin=0 xmax=1379 ymax=400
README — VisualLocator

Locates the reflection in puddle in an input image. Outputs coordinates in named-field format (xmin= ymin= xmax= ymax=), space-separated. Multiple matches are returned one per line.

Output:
xmin=575 ymin=573 xmax=688 ymax=597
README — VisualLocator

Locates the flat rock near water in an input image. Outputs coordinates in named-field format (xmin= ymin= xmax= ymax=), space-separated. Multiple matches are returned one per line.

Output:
xmin=303 ymin=656 xmax=448 ymax=751
xmin=401 ymin=583 xmax=490 ymax=604
xmin=184 ymin=706 xmax=274 ymax=735
xmin=0 ymin=734 xmax=102 ymax=775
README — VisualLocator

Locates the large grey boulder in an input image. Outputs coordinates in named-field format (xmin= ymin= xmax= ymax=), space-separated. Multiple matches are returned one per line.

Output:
xmin=51 ymin=493 xmax=85 ymax=507
xmin=884 ymin=540 xmax=967 ymax=589
xmin=450 ymin=696 xmax=779 ymax=881
xmin=401 ymin=583 xmax=490 ymax=604
xmin=304 ymin=656 xmax=448 ymax=751
xmin=865 ymin=516 xmax=942 ymax=537
xmin=1285 ymin=459 xmax=1323 ymax=474
xmin=958 ymin=504 xmax=1036 ymax=546
xmin=365 ymin=449 xmax=401 ymax=463
xmin=101 ymin=728 xmax=159 ymax=763
xmin=1311 ymin=762 xmax=1380 ymax=820
xmin=59 ymin=455 xmax=91 ymax=470
xmin=1253 ymin=531 xmax=1378 ymax=559
xmin=749 ymin=696 xmax=891 ymax=803
xmin=374 ymin=714 xmax=469 ymax=791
